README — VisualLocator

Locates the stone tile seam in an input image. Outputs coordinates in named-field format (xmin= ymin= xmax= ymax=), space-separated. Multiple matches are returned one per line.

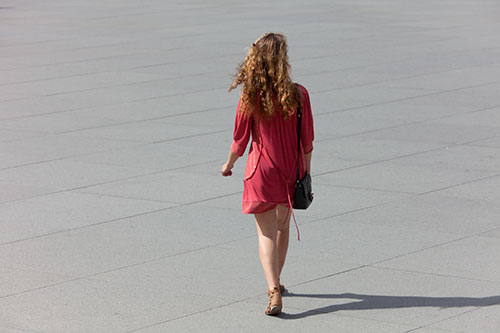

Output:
xmin=0 ymin=49 xmax=242 ymax=77
xmin=0 ymin=100 xmax=234 ymax=123
xmin=131 ymin=266 xmax=416 ymax=331
xmin=405 ymin=298 xmax=500 ymax=333
xmin=366 ymin=224 xmax=500 ymax=275
xmin=72 ymin=190 xmax=181 ymax=205
xmin=272 ymin=234 xmax=488 ymax=296
xmin=0 ymin=205 xmax=179 ymax=247
xmin=0 ymin=41 xmax=163 ymax=71
xmin=477 ymin=233 xmax=500 ymax=240
xmin=463 ymin=143 xmax=500 ymax=150
xmin=84 ymin=234 xmax=255 ymax=284
xmin=299 ymin=54 xmax=500 ymax=84
xmin=314 ymin=81 xmax=500 ymax=116
xmin=420 ymin=172 xmax=500 ymax=196
xmin=150 ymin=129 xmax=227 ymax=144
xmin=371 ymin=266 xmax=500 ymax=285
xmin=38 ymin=71 xmax=229 ymax=98
xmin=0 ymin=263 xmax=76 ymax=281
xmin=243 ymin=299 xmax=421 ymax=330
xmin=0 ymin=157 xmax=222 ymax=204
xmin=314 ymin=102 xmax=500 ymax=146
xmin=0 ymin=128 xmax=225 ymax=172
xmin=0 ymin=29 xmax=202 ymax=51
xmin=0 ymin=50 xmax=151 ymax=74
xmin=79 ymin=261 xmax=500 ymax=332
xmin=315 ymin=182 xmax=419 ymax=195
xmin=0 ymin=245 xmax=223 ymax=301
xmin=0 ymin=190 xmax=243 ymax=247
xmin=404 ymin=328 xmax=461 ymax=333
xmin=314 ymin=135 xmax=499 ymax=177
xmin=124 ymin=299 xmax=245 ymax=333
xmin=0 ymin=67 xmax=174 ymax=89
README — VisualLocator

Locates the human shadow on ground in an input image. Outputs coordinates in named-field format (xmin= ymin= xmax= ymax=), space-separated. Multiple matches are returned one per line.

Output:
xmin=279 ymin=292 xmax=500 ymax=319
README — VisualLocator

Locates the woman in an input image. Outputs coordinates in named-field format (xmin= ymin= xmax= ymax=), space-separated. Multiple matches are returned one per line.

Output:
xmin=221 ymin=33 xmax=314 ymax=316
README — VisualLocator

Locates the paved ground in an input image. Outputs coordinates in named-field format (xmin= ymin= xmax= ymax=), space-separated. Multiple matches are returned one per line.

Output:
xmin=1 ymin=0 xmax=500 ymax=332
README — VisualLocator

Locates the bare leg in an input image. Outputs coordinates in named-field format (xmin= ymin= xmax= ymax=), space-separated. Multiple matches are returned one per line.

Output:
xmin=254 ymin=209 xmax=280 ymax=290
xmin=276 ymin=204 xmax=291 ymax=276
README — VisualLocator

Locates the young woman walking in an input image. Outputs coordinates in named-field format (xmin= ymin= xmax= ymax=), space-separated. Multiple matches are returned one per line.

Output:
xmin=221 ymin=33 xmax=314 ymax=316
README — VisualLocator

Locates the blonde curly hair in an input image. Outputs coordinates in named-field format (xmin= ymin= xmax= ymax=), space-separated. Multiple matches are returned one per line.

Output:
xmin=229 ymin=32 xmax=301 ymax=119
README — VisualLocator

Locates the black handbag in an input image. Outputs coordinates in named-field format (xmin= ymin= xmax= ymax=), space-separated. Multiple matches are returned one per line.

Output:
xmin=292 ymin=101 xmax=313 ymax=209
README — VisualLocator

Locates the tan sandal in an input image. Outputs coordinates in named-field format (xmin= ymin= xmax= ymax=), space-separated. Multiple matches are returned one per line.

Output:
xmin=279 ymin=284 xmax=285 ymax=293
xmin=265 ymin=287 xmax=282 ymax=316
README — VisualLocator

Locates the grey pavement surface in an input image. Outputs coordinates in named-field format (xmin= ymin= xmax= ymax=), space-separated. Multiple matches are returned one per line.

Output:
xmin=1 ymin=0 xmax=500 ymax=332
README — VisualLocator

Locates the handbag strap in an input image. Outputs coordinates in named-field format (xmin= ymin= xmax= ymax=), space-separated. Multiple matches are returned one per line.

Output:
xmin=296 ymin=85 xmax=302 ymax=184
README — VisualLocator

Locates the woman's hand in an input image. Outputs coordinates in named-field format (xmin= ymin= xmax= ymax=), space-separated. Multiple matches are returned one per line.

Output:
xmin=221 ymin=162 xmax=234 ymax=176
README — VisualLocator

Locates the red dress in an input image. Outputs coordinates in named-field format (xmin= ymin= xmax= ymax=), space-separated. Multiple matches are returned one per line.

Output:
xmin=230 ymin=84 xmax=314 ymax=215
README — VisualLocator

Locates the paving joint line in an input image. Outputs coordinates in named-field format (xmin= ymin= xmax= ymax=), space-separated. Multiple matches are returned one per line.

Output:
xmin=313 ymin=81 xmax=499 ymax=117
xmin=406 ymin=297 xmax=500 ymax=332
xmin=0 ymin=190 xmax=243 ymax=247
xmin=314 ymin=135 xmax=499 ymax=177
xmin=420 ymin=172 xmax=500 ymax=196
xmin=373 ymin=266 xmax=500 ymax=284
xmin=0 ymin=158 xmax=221 ymax=204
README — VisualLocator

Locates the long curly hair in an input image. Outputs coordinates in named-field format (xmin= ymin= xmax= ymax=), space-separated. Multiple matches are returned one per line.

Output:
xmin=229 ymin=33 xmax=301 ymax=119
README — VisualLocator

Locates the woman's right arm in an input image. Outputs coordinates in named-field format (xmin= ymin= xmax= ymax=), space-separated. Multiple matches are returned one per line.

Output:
xmin=221 ymin=98 xmax=252 ymax=176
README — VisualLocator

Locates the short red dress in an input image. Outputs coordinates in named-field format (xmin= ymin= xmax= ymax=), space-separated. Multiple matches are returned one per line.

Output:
xmin=230 ymin=84 xmax=314 ymax=215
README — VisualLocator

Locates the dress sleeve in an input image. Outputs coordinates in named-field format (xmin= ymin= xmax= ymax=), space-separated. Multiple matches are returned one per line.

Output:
xmin=230 ymin=98 xmax=252 ymax=156
xmin=300 ymin=86 xmax=314 ymax=154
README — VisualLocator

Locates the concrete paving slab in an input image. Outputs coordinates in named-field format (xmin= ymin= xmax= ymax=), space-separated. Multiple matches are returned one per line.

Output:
xmin=408 ymin=329 xmax=461 ymax=333
xmin=481 ymin=228 xmax=500 ymax=239
xmin=381 ymin=145 xmax=500 ymax=174
xmin=376 ymin=66 xmax=500 ymax=91
xmin=0 ymin=128 xmax=46 ymax=143
xmin=305 ymin=183 xmax=414 ymax=220
xmin=466 ymin=137 xmax=500 ymax=149
xmin=134 ymin=300 xmax=417 ymax=333
xmin=429 ymin=303 xmax=500 ymax=333
xmin=353 ymin=120 xmax=498 ymax=146
xmin=0 ymin=278 xmax=230 ymax=333
xmin=0 ymin=181 xmax=54 ymax=204
xmin=434 ymin=106 xmax=500 ymax=128
xmin=0 ymin=326 xmax=37 ymax=333
xmin=2 ymin=0 xmax=500 ymax=331
xmin=0 ymin=191 xmax=175 ymax=244
xmin=0 ymin=159 xmax=155 ymax=192
xmin=395 ymin=83 xmax=500 ymax=111
xmin=65 ymin=120 xmax=220 ymax=143
xmin=93 ymin=244 xmax=360 ymax=301
xmin=0 ymin=266 xmax=71 ymax=298
xmin=433 ymin=174 xmax=500 ymax=203
xmin=0 ymin=71 xmax=165 ymax=98
xmin=0 ymin=207 xmax=216 ymax=277
xmin=69 ymin=136 xmax=222 ymax=171
xmin=315 ymin=160 xmax=496 ymax=194
xmin=271 ymin=267 xmax=500 ymax=327
xmin=335 ymin=192 xmax=500 ymax=236
xmin=374 ymin=236 xmax=500 ymax=282
xmin=284 ymin=218 xmax=461 ymax=265
xmin=0 ymin=112 xmax=120 ymax=134
xmin=77 ymin=169 xmax=243 ymax=204
xmin=314 ymin=137 xmax=444 ymax=165
xmin=0 ymin=134 xmax=141 ymax=162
